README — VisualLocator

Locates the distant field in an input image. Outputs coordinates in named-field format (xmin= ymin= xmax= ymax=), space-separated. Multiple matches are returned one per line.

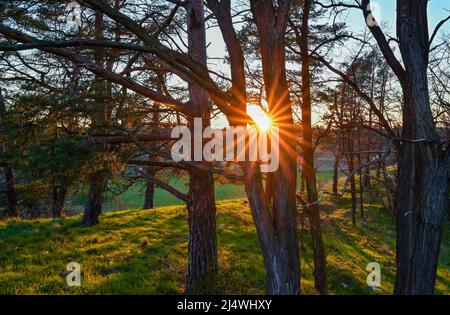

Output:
xmin=72 ymin=170 xmax=338 ymax=211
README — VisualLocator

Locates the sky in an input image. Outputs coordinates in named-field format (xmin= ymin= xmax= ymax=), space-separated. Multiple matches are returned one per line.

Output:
xmin=205 ymin=0 xmax=450 ymax=127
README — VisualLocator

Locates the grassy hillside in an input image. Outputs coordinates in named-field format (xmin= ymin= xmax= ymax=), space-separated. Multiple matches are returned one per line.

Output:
xmin=0 ymin=195 xmax=448 ymax=295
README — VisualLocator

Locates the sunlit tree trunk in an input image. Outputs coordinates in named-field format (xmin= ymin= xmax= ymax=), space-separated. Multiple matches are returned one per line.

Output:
xmin=207 ymin=0 xmax=300 ymax=294
xmin=250 ymin=0 xmax=300 ymax=294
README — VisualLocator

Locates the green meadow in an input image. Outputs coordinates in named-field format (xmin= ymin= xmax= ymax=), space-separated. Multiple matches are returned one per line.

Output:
xmin=1 ymin=192 xmax=449 ymax=294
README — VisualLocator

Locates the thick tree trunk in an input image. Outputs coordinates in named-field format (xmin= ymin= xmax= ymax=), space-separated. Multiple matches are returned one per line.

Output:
xmin=52 ymin=186 xmax=67 ymax=218
xmin=5 ymin=167 xmax=18 ymax=217
xmin=250 ymin=0 xmax=300 ymax=294
xmin=245 ymin=161 xmax=300 ymax=294
xmin=209 ymin=0 xmax=300 ymax=294
xmin=185 ymin=0 xmax=217 ymax=294
xmin=393 ymin=0 xmax=450 ymax=295
xmin=298 ymin=0 xmax=327 ymax=294
xmin=186 ymin=167 xmax=217 ymax=293
xmin=82 ymin=175 xmax=105 ymax=226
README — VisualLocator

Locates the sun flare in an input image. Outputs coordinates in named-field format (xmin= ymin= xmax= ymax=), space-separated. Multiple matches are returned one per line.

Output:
xmin=247 ymin=105 xmax=272 ymax=131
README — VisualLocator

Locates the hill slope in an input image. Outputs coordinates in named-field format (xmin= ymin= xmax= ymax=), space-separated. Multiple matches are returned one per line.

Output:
xmin=0 ymin=197 xmax=448 ymax=294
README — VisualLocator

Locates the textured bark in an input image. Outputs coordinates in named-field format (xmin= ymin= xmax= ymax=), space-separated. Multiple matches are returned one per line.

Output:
xmin=250 ymin=0 xmax=300 ymax=294
xmin=298 ymin=0 xmax=327 ymax=294
xmin=392 ymin=0 xmax=449 ymax=295
xmin=207 ymin=0 xmax=300 ymax=294
xmin=186 ymin=167 xmax=217 ymax=293
xmin=185 ymin=0 xmax=217 ymax=294
xmin=361 ymin=0 xmax=450 ymax=294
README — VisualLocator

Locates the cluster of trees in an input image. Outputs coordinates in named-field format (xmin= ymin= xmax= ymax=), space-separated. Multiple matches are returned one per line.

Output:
xmin=0 ymin=0 xmax=449 ymax=295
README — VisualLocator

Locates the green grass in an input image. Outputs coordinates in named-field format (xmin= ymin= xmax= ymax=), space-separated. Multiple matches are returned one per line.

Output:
xmin=72 ymin=170 xmax=336 ymax=211
xmin=0 ymin=196 xmax=448 ymax=295
xmin=72 ymin=176 xmax=247 ymax=211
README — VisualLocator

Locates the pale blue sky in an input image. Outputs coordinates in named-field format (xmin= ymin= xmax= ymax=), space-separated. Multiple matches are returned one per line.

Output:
xmin=207 ymin=0 xmax=450 ymax=61
xmin=206 ymin=1 xmax=450 ymax=127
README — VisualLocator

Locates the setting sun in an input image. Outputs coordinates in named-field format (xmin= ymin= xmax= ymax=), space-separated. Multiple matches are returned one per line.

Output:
xmin=247 ymin=105 xmax=272 ymax=131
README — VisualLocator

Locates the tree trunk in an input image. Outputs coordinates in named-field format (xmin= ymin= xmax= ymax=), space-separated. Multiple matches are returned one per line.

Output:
xmin=143 ymin=168 xmax=155 ymax=209
xmin=82 ymin=174 xmax=105 ymax=226
xmin=357 ymin=132 xmax=364 ymax=219
xmin=83 ymin=10 xmax=108 ymax=225
xmin=52 ymin=186 xmax=67 ymax=218
xmin=186 ymin=167 xmax=217 ymax=293
xmin=185 ymin=0 xmax=217 ymax=294
xmin=5 ymin=167 xmax=18 ymax=217
xmin=332 ymin=153 xmax=339 ymax=194
xmin=298 ymin=0 xmax=327 ymax=294
xmin=209 ymin=0 xmax=300 ymax=294
xmin=250 ymin=0 xmax=300 ymax=294
xmin=347 ymin=139 xmax=357 ymax=225
xmin=393 ymin=0 xmax=449 ymax=295
xmin=0 ymin=89 xmax=17 ymax=218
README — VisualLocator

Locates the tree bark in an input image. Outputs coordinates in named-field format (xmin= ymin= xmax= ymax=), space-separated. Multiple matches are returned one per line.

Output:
xmin=52 ymin=186 xmax=67 ymax=218
xmin=332 ymin=153 xmax=339 ymax=195
xmin=207 ymin=0 xmax=300 ymax=294
xmin=250 ymin=0 xmax=300 ymax=294
xmin=143 ymin=167 xmax=155 ymax=209
xmin=347 ymin=135 xmax=357 ymax=226
xmin=392 ymin=0 xmax=450 ymax=295
xmin=298 ymin=0 xmax=327 ymax=294
xmin=185 ymin=0 xmax=217 ymax=294
xmin=82 ymin=175 xmax=105 ymax=226
xmin=82 ymin=10 xmax=107 ymax=226
xmin=357 ymin=130 xmax=364 ymax=219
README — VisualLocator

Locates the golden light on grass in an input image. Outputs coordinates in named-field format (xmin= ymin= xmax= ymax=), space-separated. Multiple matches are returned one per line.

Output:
xmin=247 ymin=105 xmax=272 ymax=131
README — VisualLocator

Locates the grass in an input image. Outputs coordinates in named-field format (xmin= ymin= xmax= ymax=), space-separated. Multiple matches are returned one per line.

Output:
xmin=0 ymin=195 xmax=448 ymax=295
xmin=71 ymin=170 xmax=336 ymax=212
xmin=72 ymin=176 xmax=247 ymax=211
